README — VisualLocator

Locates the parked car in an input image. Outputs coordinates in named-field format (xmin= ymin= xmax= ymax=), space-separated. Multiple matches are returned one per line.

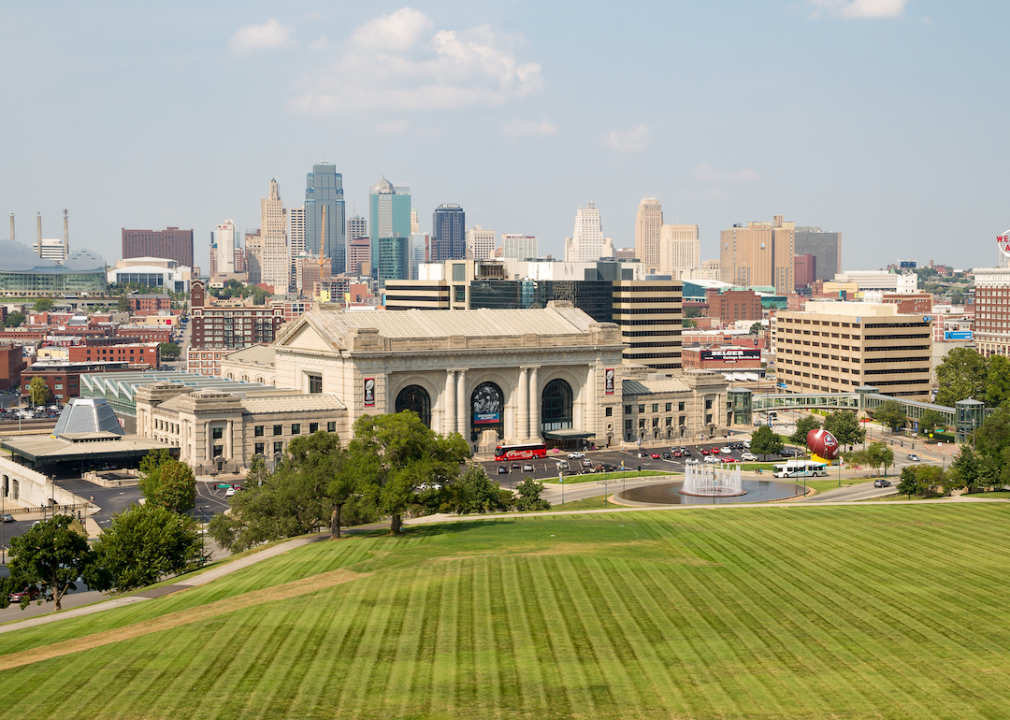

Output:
xmin=720 ymin=446 xmax=732 ymax=454
xmin=672 ymin=450 xmax=682 ymax=458
xmin=497 ymin=466 xmax=508 ymax=474
xmin=685 ymin=457 xmax=699 ymax=465
xmin=523 ymin=463 xmax=534 ymax=472
xmin=906 ymin=454 xmax=920 ymax=461
xmin=568 ymin=452 xmax=585 ymax=460
xmin=704 ymin=456 xmax=719 ymax=464
xmin=710 ymin=447 xmax=720 ymax=455
xmin=9 ymin=586 xmax=41 ymax=602
xmin=700 ymin=449 xmax=710 ymax=455
xmin=661 ymin=452 xmax=672 ymax=459
xmin=874 ymin=479 xmax=892 ymax=488
xmin=649 ymin=453 xmax=660 ymax=459
xmin=1 ymin=512 xmax=14 ymax=523
xmin=741 ymin=452 xmax=757 ymax=461
xmin=511 ymin=462 xmax=521 ymax=469
xmin=743 ymin=440 xmax=751 ymax=448
xmin=639 ymin=452 xmax=649 ymax=458
xmin=581 ymin=459 xmax=593 ymax=467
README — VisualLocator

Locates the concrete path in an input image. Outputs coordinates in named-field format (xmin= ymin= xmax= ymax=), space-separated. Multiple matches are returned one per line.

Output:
xmin=0 ymin=535 xmax=326 ymax=635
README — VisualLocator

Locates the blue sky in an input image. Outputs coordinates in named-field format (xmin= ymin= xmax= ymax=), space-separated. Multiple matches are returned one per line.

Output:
xmin=1 ymin=0 xmax=1007 ymax=273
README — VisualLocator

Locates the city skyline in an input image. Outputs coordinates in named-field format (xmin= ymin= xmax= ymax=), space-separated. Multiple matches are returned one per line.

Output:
xmin=2 ymin=2 xmax=1007 ymax=274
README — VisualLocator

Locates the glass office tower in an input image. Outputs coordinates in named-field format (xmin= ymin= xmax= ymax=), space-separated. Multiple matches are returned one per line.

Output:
xmin=432 ymin=203 xmax=466 ymax=262
xmin=304 ymin=163 xmax=346 ymax=274
xmin=369 ymin=178 xmax=411 ymax=275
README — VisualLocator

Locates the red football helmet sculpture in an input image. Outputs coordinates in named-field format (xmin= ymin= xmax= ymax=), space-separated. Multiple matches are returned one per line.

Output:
xmin=806 ymin=428 xmax=840 ymax=461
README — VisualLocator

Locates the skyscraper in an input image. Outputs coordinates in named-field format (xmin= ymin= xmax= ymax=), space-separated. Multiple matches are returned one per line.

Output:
xmin=719 ymin=215 xmax=795 ymax=294
xmin=410 ymin=207 xmax=420 ymax=233
xmin=214 ymin=219 xmax=237 ymax=276
xmin=122 ymin=227 xmax=194 ymax=268
xmin=408 ymin=232 xmax=429 ymax=279
xmin=369 ymin=178 xmax=411 ymax=273
xmin=501 ymin=234 xmax=538 ymax=261
xmin=466 ymin=226 xmax=495 ymax=260
xmin=795 ymin=226 xmax=842 ymax=282
xmin=245 ymin=229 xmax=263 ymax=284
xmin=305 ymin=163 xmax=346 ymax=274
xmin=658 ymin=224 xmax=700 ymax=277
xmin=347 ymin=215 xmax=367 ymax=243
xmin=635 ymin=198 xmax=663 ymax=270
xmin=432 ymin=204 xmax=465 ymax=262
xmin=566 ymin=202 xmax=604 ymax=262
xmin=260 ymin=179 xmax=288 ymax=291
xmin=289 ymin=207 xmax=305 ymax=257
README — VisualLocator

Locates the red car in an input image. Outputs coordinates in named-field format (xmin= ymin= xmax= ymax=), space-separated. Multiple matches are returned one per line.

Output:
xmin=673 ymin=451 xmax=682 ymax=458
xmin=700 ymin=449 xmax=710 ymax=455
xmin=710 ymin=448 xmax=720 ymax=455
xmin=722 ymin=458 xmax=737 ymax=463
xmin=9 ymin=586 xmax=42 ymax=602
xmin=650 ymin=453 xmax=660 ymax=459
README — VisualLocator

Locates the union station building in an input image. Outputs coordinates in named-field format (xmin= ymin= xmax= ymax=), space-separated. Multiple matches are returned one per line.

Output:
xmin=137 ymin=302 xmax=730 ymax=473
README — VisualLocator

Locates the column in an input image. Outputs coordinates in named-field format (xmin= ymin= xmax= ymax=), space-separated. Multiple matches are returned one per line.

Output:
xmin=529 ymin=366 xmax=540 ymax=440
xmin=444 ymin=370 xmax=456 ymax=435
xmin=586 ymin=364 xmax=596 ymax=439
xmin=205 ymin=422 xmax=212 ymax=462
xmin=517 ymin=367 xmax=529 ymax=441
xmin=456 ymin=370 xmax=467 ymax=437
xmin=226 ymin=420 xmax=233 ymax=459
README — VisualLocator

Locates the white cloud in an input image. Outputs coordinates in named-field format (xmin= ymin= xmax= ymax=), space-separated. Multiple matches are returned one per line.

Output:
xmin=503 ymin=118 xmax=558 ymax=137
xmin=605 ymin=125 xmax=651 ymax=153
xmin=230 ymin=19 xmax=296 ymax=56
xmin=808 ymin=0 xmax=911 ymax=19
xmin=309 ymin=36 xmax=331 ymax=52
xmin=694 ymin=164 xmax=760 ymax=183
xmin=375 ymin=119 xmax=409 ymax=135
xmin=289 ymin=7 xmax=544 ymax=113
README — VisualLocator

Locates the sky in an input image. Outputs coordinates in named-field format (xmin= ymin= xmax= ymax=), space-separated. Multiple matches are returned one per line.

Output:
xmin=1 ymin=0 xmax=1008 ymax=274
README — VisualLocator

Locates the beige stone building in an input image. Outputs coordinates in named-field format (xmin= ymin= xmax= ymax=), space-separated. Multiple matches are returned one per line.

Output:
xmin=613 ymin=279 xmax=682 ymax=371
xmin=260 ymin=179 xmax=289 ymax=291
xmin=635 ymin=198 xmax=663 ymax=271
xmin=658 ymin=224 xmax=700 ymax=277
xmin=774 ymin=301 xmax=933 ymax=399
xmin=720 ymin=215 xmax=794 ymax=293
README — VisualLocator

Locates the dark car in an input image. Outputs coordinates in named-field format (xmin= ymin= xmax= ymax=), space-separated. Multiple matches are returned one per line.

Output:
xmin=874 ymin=479 xmax=892 ymax=488
xmin=511 ymin=463 xmax=521 ymax=469
xmin=661 ymin=452 xmax=672 ymax=459
xmin=497 ymin=466 xmax=508 ymax=474
xmin=639 ymin=452 xmax=649 ymax=458
xmin=780 ymin=448 xmax=800 ymax=458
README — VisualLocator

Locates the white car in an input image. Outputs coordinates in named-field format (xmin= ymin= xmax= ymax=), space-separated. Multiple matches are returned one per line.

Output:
xmin=567 ymin=452 xmax=585 ymax=459
xmin=225 ymin=487 xmax=237 ymax=497
xmin=743 ymin=440 xmax=751 ymax=449
xmin=741 ymin=452 xmax=757 ymax=461
xmin=720 ymin=446 xmax=733 ymax=454
xmin=685 ymin=458 xmax=699 ymax=465
xmin=704 ymin=456 xmax=720 ymax=464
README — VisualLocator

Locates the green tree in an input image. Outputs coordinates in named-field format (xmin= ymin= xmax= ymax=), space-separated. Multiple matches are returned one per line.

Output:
xmin=865 ymin=441 xmax=894 ymax=476
xmin=28 ymin=376 xmax=50 ymax=406
xmin=3 ymin=311 xmax=25 ymax=328
xmin=917 ymin=409 xmax=945 ymax=436
xmin=749 ymin=321 xmax=762 ymax=335
xmin=442 ymin=464 xmax=513 ymax=515
xmin=159 ymin=342 xmax=181 ymax=361
xmin=684 ymin=319 xmax=698 ymax=329
xmin=33 ymin=297 xmax=55 ymax=312
xmin=790 ymin=415 xmax=822 ymax=448
xmin=7 ymin=516 xmax=97 ymax=611
xmin=935 ymin=347 xmax=988 ymax=407
xmin=117 ymin=294 xmax=132 ymax=313
xmin=284 ymin=431 xmax=352 ymax=540
xmin=139 ymin=451 xmax=195 ymax=512
xmin=514 ymin=477 xmax=551 ymax=511
xmin=823 ymin=410 xmax=866 ymax=447
xmin=985 ymin=355 xmax=1010 ymax=407
xmin=750 ymin=424 xmax=783 ymax=461
xmin=252 ymin=287 xmax=270 ymax=305
xmin=685 ymin=306 xmax=704 ymax=319
xmin=872 ymin=401 xmax=907 ymax=433
xmin=349 ymin=411 xmax=470 ymax=533
xmin=92 ymin=504 xmax=201 ymax=591
xmin=897 ymin=466 xmax=921 ymax=498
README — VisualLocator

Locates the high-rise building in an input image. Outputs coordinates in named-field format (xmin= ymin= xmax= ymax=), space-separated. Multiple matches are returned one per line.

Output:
xmin=566 ymin=202 xmax=604 ymax=262
xmin=501 ymin=234 xmax=538 ymax=261
xmin=260 ymin=179 xmax=288 ymax=291
xmin=410 ymin=207 xmax=420 ymax=234
xmin=122 ymin=227 xmax=194 ymax=269
xmin=719 ymin=215 xmax=795 ymax=294
xmin=348 ymin=237 xmax=371 ymax=276
xmin=245 ymin=230 xmax=262 ymax=285
xmin=635 ymin=198 xmax=663 ymax=271
xmin=408 ymin=233 xmax=429 ymax=280
xmin=305 ymin=163 xmax=346 ymax=274
xmin=369 ymin=178 xmax=411 ymax=272
xmin=32 ymin=238 xmax=67 ymax=263
xmin=378 ymin=236 xmax=408 ymax=284
xmin=214 ymin=219 xmax=237 ymax=276
xmin=289 ymin=207 xmax=305 ymax=256
xmin=658 ymin=224 xmax=700 ymax=277
xmin=432 ymin=203 xmax=465 ymax=262
xmin=347 ymin=215 xmax=367 ymax=244
xmin=794 ymin=254 xmax=817 ymax=289
xmin=795 ymin=227 xmax=842 ymax=282
xmin=466 ymin=226 xmax=495 ymax=260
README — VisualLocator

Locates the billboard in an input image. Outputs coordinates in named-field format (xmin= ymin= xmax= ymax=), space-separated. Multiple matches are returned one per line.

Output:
xmin=605 ymin=368 xmax=615 ymax=395
xmin=363 ymin=378 xmax=375 ymax=407
xmin=699 ymin=348 xmax=760 ymax=363
xmin=474 ymin=412 xmax=500 ymax=424
xmin=945 ymin=331 xmax=973 ymax=341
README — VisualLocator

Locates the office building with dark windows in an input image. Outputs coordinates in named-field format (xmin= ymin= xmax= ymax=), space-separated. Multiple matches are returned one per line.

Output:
xmin=432 ymin=203 xmax=465 ymax=262
xmin=122 ymin=227 xmax=193 ymax=269
xmin=305 ymin=162 xmax=346 ymax=274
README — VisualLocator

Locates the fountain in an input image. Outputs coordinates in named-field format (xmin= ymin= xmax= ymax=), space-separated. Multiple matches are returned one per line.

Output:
xmin=679 ymin=462 xmax=746 ymax=497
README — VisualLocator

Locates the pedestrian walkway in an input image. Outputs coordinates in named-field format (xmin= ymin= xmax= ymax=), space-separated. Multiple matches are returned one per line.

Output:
xmin=0 ymin=534 xmax=326 ymax=635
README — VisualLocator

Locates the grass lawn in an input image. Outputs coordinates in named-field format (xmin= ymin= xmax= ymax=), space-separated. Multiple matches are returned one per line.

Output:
xmin=543 ymin=470 xmax=667 ymax=485
xmin=3 ymin=505 xmax=1010 ymax=719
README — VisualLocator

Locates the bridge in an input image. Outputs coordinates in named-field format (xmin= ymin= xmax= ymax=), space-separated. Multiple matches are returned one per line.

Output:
xmin=728 ymin=385 xmax=986 ymax=442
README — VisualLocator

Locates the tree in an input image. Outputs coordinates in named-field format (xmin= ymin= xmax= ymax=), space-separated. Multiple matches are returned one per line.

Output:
xmin=33 ymin=297 xmax=55 ymax=312
xmin=349 ymin=411 xmax=470 ymax=534
xmin=514 ymin=477 xmax=551 ymax=511
xmin=251 ymin=287 xmax=270 ymax=305
xmin=865 ymin=442 xmax=894 ymax=477
xmin=790 ymin=415 xmax=821 ymax=448
xmin=28 ymin=376 xmax=50 ymax=406
xmin=823 ymin=410 xmax=865 ymax=447
xmin=284 ymin=431 xmax=350 ymax=540
xmin=3 ymin=311 xmax=25 ymax=328
xmin=7 ymin=516 xmax=97 ymax=611
xmin=139 ymin=451 xmax=195 ymax=512
xmin=92 ymin=504 xmax=201 ymax=591
xmin=117 ymin=294 xmax=132 ymax=313
xmin=917 ymin=409 xmax=945 ymax=436
xmin=750 ymin=425 xmax=783 ymax=461
xmin=442 ymin=464 xmax=513 ymax=515
xmin=685 ymin=306 xmax=704 ymax=319
xmin=749 ymin=321 xmax=762 ymax=335
xmin=935 ymin=347 xmax=988 ymax=407
xmin=872 ymin=401 xmax=907 ymax=433
xmin=897 ymin=466 xmax=921 ymax=499
xmin=159 ymin=342 xmax=181 ymax=361
xmin=985 ymin=355 xmax=1010 ymax=407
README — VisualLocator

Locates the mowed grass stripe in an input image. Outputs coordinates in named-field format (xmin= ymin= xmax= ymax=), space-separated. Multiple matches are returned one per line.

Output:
xmin=488 ymin=558 xmax=522 ymax=716
xmin=383 ymin=564 xmax=439 ymax=719
xmin=430 ymin=550 xmax=462 ymax=717
xmin=408 ymin=562 xmax=444 ymax=716
xmin=501 ymin=555 xmax=551 ymax=716
xmin=472 ymin=557 xmax=503 ymax=718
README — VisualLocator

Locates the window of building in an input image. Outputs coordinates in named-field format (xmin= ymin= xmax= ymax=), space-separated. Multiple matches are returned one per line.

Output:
xmin=273 ymin=425 xmax=282 ymax=436
xmin=678 ymin=402 xmax=685 ymax=412
xmin=254 ymin=425 xmax=264 ymax=437
xmin=605 ymin=407 xmax=612 ymax=417
xmin=291 ymin=423 xmax=301 ymax=435
xmin=327 ymin=422 xmax=336 ymax=433
xmin=213 ymin=445 xmax=223 ymax=457
xmin=665 ymin=403 xmax=672 ymax=412
xmin=212 ymin=427 xmax=223 ymax=440
xmin=274 ymin=441 xmax=283 ymax=455
xmin=638 ymin=404 xmax=645 ymax=413
xmin=625 ymin=405 xmax=633 ymax=414
xmin=625 ymin=419 xmax=632 ymax=431
xmin=255 ymin=442 xmax=264 ymax=456
xmin=307 ymin=374 xmax=323 ymax=394
xmin=309 ymin=422 xmax=319 ymax=433
xmin=638 ymin=419 xmax=645 ymax=429
xmin=652 ymin=403 xmax=659 ymax=413
xmin=652 ymin=418 xmax=658 ymax=428
xmin=705 ymin=399 xmax=713 ymax=410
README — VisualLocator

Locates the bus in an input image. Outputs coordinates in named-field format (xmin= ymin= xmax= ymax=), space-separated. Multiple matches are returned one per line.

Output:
xmin=494 ymin=443 xmax=547 ymax=462
xmin=773 ymin=460 xmax=828 ymax=478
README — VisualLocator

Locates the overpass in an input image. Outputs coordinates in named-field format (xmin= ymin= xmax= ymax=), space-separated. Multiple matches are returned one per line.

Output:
xmin=728 ymin=385 xmax=986 ymax=442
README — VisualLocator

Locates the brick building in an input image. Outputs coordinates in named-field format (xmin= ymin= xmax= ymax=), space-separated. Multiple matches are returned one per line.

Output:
xmin=0 ymin=345 xmax=26 ymax=391
xmin=682 ymin=345 xmax=762 ymax=371
xmin=121 ymin=227 xmax=194 ymax=269
xmin=21 ymin=361 xmax=134 ymax=403
xmin=68 ymin=343 xmax=160 ymax=369
xmin=794 ymin=254 xmax=817 ymax=289
xmin=116 ymin=326 xmax=173 ymax=343
xmin=705 ymin=288 xmax=763 ymax=326
xmin=881 ymin=293 xmax=933 ymax=315
xmin=130 ymin=294 xmax=173 ymax=315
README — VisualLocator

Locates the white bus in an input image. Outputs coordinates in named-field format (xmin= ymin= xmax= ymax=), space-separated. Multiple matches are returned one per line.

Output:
xmin=773 ymin=460 xmax=828 ymax=478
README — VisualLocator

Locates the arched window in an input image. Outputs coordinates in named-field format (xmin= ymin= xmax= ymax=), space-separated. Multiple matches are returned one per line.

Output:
xmin=395 ymin=385 xmax=431 ymax=427
xmin=541 ymin=379 xmax=573 ymax=432
xmin=470 ymin=382 xmax=504 ymax=441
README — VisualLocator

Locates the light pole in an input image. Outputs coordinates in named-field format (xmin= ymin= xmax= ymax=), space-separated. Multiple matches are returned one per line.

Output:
xmin=560 ymin=472 xmax=564 ymax=505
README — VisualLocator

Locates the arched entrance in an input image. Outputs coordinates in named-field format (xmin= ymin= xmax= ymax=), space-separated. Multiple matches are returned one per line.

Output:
xmin=470 ymin=382 xmax=504 ymax=442
xmin=541 ymin=379 xmax=573 ymax=433
xmin=395 ymin=385 xmax=431 ymax=427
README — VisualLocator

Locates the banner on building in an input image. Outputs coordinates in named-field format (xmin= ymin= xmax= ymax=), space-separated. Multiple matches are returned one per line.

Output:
xmin=605 ymin=368 xmax=615 ymax=395
xmin=363 ymin=377 xmax=375 ymax=407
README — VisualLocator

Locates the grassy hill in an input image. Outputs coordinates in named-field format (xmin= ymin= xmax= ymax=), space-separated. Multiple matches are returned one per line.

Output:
xmin=3 ymin=504 xmax=1010 ymax=719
